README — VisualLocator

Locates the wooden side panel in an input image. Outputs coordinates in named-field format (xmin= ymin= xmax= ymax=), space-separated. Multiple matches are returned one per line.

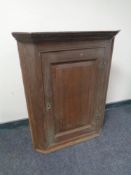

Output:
xmin=17 ymin=43 xmax=46 ymax=149
xmin=95 ymin=39 xmax=115 ymax=130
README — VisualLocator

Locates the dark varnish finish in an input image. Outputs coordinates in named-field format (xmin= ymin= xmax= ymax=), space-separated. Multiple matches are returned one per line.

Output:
xmin=12 ymin=31 xmax=119 ymax=153
xmin=12 ymin=31 xmax=119 ymax=42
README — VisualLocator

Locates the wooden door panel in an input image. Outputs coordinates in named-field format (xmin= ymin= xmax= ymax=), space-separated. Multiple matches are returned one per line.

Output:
xmin=51 ymin=61 xmax=97 ymax=133
xmin=41 ymin=48 xmax=104 ymax=146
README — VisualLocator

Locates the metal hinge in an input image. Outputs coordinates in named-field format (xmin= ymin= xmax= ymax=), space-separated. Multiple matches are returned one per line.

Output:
xmin=99 ymin=61 xmax=106 ymax=70
xmin=96 ymin=112 xmax=100 ymax=121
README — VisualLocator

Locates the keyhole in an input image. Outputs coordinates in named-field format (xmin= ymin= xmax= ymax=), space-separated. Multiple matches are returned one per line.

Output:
xmin=47 ymin=103 xmax=51 ymax=111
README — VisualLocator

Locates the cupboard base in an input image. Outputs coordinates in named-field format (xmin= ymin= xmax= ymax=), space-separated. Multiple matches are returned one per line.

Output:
xmin=35 ymin=130 xmax=101 ymax=154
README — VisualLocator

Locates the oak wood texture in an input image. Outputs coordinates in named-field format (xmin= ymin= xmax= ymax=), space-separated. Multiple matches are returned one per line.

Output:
xmin=12 ymin=31 xmax=119 ymax=153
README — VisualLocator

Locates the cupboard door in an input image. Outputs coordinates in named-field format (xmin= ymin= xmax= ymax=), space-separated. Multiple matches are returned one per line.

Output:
xmin=41 ymin=48 xmax=105 ymax=147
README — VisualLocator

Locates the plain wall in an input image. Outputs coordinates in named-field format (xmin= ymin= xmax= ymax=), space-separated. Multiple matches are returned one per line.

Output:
xmin=0 ymin=0 xmax=131 ymax=123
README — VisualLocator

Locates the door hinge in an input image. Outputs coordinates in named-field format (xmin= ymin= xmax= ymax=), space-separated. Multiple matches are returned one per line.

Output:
xmin=96 ymin=112 xmax=100 ymax=120
xmin=99 ymin=61 xmax=106 ymax=70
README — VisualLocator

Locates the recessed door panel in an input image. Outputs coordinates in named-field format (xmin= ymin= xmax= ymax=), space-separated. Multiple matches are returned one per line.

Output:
xmin=51 ymin=60 xmax=96 ymax=133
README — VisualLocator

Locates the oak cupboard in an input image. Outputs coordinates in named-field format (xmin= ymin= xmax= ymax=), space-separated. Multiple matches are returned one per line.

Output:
xmin=12 ymin=31 xmax=119 ymax=153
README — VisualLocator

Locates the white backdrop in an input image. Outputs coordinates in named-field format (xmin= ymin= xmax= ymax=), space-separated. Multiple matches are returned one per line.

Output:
xmin=0 ymin=0 xmax=131 ymax=123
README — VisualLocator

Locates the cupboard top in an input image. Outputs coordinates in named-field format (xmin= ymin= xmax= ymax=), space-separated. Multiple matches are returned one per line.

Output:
xmin=12 ymin=31 xmax=119 ymax=43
